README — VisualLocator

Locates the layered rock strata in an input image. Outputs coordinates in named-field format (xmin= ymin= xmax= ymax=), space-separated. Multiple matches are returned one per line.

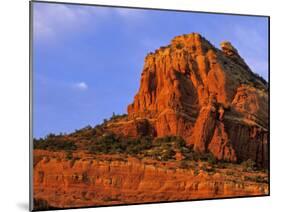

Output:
xmin=33 ymin=151 xmax=268 ymax=209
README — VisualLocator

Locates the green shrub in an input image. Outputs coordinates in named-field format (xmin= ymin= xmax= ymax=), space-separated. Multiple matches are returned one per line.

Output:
xmin=175 ymin=43 xmax=184 ymax=49
xmin=45 ymin=133 xmax=56 ymax=139
xmin=216 ymin=162 xmax=227 ymax=169
xmin=181 ymin=151 xmax=217 ymax=164
xmin=174 ymin=136 xmax=186 ymax=149
xmin=34 ymin=139 xmax=77 ymax=151
xmin=226 ymin=170 xmax=235 ymax=176
xmin=201 ymin=164 xmax=211 ymax=172
xmin=244 ymin=175 xmax=268 ymax=183
xmin=88 ymin=134 xmax=153 ymax=155
xmin=161 ymin=149 xmax=176 ymax=161
xmin=179 ymin=160 xmax=190 ymax=169
xmin=65 ymin=151 xmax=73 ymax=160
xmin=109 ymin=113 xmax=128 ymax=122
xmin=141 ymin=136 xmax=181 ymax=161
xmin=241 ymin=159 xmax=256 ymax=172
xmin=199 ymin=153 xmax=217 ymax=164
xmin=182 ymin=150 xmax=201 ymax=161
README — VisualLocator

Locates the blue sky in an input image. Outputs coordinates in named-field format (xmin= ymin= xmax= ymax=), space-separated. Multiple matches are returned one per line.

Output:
xmin=33 ymin=2 xmax=269 ymax=138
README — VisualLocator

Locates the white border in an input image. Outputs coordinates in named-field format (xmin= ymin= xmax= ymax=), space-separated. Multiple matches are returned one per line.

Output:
xmin=0 ymin=0 xmax=280 ymax=211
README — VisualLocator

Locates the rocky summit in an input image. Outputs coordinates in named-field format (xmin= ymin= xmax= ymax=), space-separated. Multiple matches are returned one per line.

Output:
xmin=115 ymin=33 xmax=268 ymax=167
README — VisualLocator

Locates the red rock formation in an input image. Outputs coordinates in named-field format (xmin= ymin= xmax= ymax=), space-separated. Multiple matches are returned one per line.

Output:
xmin=32 ymin=33 xmax=269 ymax=210
xmin=107 ymin=118 xmax=156 ymax=138
xmin=33 ymin=151 xmax=268 ymax=209
xmin=208 ymin=122 xmax=237 ymax=162
xmin=125 ymin=33 xmax=268 ymax=166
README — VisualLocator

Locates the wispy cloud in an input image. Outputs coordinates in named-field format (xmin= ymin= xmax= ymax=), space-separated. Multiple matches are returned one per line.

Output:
xmin=114 ymin=8 xmax=147 ymax=23
xmin=36 ymin=73 xmax=89 ymax=91
xmin=33 ymin=3 xmax=147 ymax=43
xmin=34 ymin=3 xmax=81 ymax=41
xmin=74 ymin=82 xmax=88 ymax=91
xmin=33 ymin=3 xmax=111 ymax=42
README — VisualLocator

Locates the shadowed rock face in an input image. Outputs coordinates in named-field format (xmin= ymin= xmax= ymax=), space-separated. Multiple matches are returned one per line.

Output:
xmin=126 ymin=33 xmax=268 ymax=167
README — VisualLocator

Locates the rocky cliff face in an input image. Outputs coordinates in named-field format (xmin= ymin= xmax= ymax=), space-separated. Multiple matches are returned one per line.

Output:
xmin=125 ymin=33 xmax=268 ymax=167
xmin=33 ymin=150 xmax=268 ymax=209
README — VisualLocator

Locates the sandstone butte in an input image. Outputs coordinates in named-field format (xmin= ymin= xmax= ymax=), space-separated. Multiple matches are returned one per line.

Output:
xmin=113 ymin=32 xmax=268 ymax=167
xmin=33 ymin=33 xmax=269 ymax=210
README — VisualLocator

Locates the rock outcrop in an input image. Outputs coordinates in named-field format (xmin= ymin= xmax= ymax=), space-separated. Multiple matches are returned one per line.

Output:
xmin=33 ymin=151 xmax=268 ymax=209
xmin=124 ymin=33 xmax=268 ymax=167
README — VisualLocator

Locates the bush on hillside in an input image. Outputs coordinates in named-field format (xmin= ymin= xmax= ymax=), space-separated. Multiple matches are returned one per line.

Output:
xmin=34 ymin=138 xmax=77 ymax=151
xmin=241 ymin=159 xmax=256 ymax=172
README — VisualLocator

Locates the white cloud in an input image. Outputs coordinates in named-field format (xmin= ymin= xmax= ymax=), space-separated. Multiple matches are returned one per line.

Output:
xmin=114 ymin=8 xmax=146 ymax=20
xmin=33 ymin=3 xmax=111 ymax=42
xmin=34 ymin=4 xmax=77 ymax=40
xmin=33 ymin=3 xmax=146 ymax=43
xmin=74 ymin=82 xmax=88 ymax=91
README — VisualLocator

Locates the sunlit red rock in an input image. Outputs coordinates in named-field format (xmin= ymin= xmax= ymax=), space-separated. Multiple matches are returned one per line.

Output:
xmin=33 ymin=151 xmax=268 ymax=209
xmin=33 ymin=33 xmax=269 ymax=210
xmin=126 ymin=33 xmax=268 ymax=166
